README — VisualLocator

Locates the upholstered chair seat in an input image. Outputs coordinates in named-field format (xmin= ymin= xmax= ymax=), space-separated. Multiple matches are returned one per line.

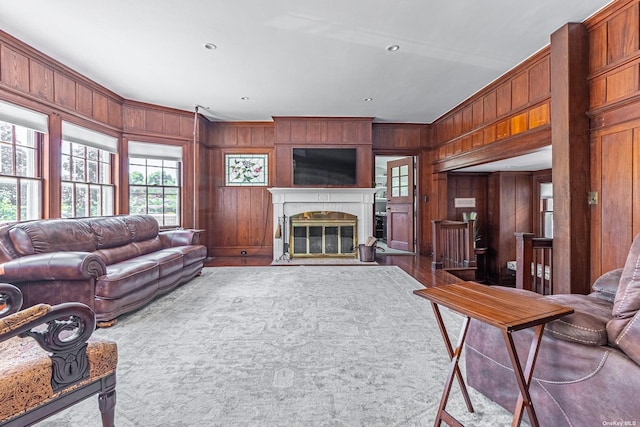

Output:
xmin=0 ymin=284 xmax=117 ymax=426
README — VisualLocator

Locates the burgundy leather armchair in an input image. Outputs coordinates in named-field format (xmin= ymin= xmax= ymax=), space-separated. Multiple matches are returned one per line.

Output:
xmin=465 ymin=234 xmax=640 ymax=425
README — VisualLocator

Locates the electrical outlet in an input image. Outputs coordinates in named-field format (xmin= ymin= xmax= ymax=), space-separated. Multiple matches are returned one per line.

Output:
xmin=240 ymin=250 xmax=247 ymax=256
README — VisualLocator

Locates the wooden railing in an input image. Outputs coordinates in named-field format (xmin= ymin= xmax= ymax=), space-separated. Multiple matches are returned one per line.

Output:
xmin=432 ymin=219 xmax=476 ymax=270
xmin=515 ymin=232 xmax=553 ymax=295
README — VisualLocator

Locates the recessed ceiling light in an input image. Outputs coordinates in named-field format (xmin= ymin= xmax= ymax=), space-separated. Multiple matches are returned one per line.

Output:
xmin=241 ymin=97 xmax=250 ymax=100
xmin=386 ymin=44 xmax=400 ymax=52
xmin=204 ymin=43 xmax=217 ymax=50
xmin=364 ymin=97 xmax=373 ymax=102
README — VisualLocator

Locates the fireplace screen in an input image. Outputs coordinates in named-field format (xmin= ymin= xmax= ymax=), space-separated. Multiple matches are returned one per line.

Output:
xmin=290 ymin=212 xmax=357 ymax=257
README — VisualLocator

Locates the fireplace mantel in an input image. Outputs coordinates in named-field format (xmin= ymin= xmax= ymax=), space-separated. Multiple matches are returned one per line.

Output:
xmin=268 ymin=188 xmax=376 ymax=260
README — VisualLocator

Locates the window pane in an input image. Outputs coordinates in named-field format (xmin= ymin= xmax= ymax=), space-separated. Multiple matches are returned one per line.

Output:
xmin=61 ymin=182 xmax=74 ymax=218
xmin=73 ymin=158 xmax=85 ymax=181
xmin=14 ymin=127 xmax=36 ymax=148
xmin=0 ymin=122 xmax=12 ymax=143
xmin=163 ymin=167 xmax=178 ymax=186
xmin=89 ymin=185 xmax=101 ymax=217
xmin=87 ymin=147 xmax=99 ymax=161
xmin=87 ymin=160 xmax=98 ymax=183
xmin=75 ymin=184 xmax=88 ymax=217
xmin=0 ymin=177 xmax=17 ymax=221
xmin=1 ymin=144 xmax=14 ymax=175
xmin=129 ymin=186 xmax=147 ymax=214
xmin=61 ymin=140 xmax=71 ymax=155
xmin=102 ymin=186 xmax=114 ymax=216
xmin=16 ymin=146 xmax=36 ymax=177
xmin=147 ymin=187 xmax=163 ymax=215
xmin=20 ymin=179 xmax=41 ymax=220
xmin=146 ymin=166 xmax=162 ymax=185
xmin=100 ymin=161 xmax=111 ymax=184
xmin=147 ymin=158 xmax=163 ymax=167
xmin=61 ymin=154 xmax=71 ymax=180
xmin=72 ymin=143 xmax=84 ymax=157
xmin=129 ymin=164 xmax=145 ymax=185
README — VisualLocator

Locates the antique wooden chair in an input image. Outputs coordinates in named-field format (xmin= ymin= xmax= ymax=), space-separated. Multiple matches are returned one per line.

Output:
xmin=0 ymin=283 xmax=117 ymax=426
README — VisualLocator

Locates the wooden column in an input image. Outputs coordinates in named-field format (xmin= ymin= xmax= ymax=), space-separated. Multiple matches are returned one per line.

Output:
xmin=550 ymin=23 xmax=590 ymax=295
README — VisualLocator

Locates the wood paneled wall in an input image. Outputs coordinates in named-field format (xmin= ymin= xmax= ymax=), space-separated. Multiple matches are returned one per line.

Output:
xmin=206 ymin=122 xmax=276 ymax=257
xmin=273 ymin=117 xmax=373 ymax=188
xmin=587 ymin=0 xmax=640 ymax=281
xmin=486 ymin=172 xmax=533 ymax=285
xmin=431 ymin=49 xmax=551 ymax=172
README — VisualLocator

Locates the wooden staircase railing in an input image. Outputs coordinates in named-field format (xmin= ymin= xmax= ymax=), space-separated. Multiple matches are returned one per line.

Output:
xmin=432 ymin=219 xmax=476 ymax=270
xmin=515 ymin=232 xmax=553 ymax=295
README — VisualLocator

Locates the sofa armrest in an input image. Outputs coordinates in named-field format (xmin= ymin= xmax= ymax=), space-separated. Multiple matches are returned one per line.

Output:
xmin=0 ymin=251 xmax=107 ymax=282
xmin=159 ymin=229 xmax=202 ymax=247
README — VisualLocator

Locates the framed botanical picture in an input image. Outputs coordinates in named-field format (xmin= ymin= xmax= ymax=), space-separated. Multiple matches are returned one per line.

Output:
xmin=225 ymin=154 xmax=268 ymax=186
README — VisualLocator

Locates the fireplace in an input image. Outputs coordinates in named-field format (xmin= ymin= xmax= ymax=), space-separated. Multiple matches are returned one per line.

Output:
xmin=290 ymin=212 xmax=357 ymax=257
xmin=268 ymin=188 xmax=376 ymax=260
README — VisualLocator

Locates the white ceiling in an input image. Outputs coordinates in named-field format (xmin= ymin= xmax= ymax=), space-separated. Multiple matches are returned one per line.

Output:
xmin=0 ymin=0 xmax=612 ymax=124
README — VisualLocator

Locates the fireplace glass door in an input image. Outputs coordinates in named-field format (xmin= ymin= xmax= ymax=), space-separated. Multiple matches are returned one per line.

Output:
xmin=290 ymin=212 xmax=357 ymax=258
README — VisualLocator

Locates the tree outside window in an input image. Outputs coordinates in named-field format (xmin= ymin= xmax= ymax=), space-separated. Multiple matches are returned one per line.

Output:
xmin=129 ymin=158 xmax=180 ymax=227
xmin=0 ymin=121 xmax=41 ymax=222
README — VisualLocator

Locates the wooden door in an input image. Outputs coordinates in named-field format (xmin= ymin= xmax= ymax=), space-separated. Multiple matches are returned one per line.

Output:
xmin=386 ymin=157 xmax=414 ymax=251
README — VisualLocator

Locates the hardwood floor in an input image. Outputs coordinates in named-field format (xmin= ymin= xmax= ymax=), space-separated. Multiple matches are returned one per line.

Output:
xmin=204 ymin=253 xmax=464 ymax=288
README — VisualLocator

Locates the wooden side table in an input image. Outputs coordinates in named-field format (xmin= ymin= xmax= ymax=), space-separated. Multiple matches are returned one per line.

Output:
xmin=413 ymin=281 xmax=573 ymax=427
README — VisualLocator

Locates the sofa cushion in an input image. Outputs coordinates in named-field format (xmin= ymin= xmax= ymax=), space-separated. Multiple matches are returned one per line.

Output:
xmin=9 ymin=220 xmax=96 ymax=256
xmin=94 ymin=243 xmax=141 ymax=266
xmin=543 ymin=294 xmax=612 ymax=346
xmin=607 ymin=233 xmax=640 ymax=365
xmin=613 ymin=233 xmax=640 ymax=318
xmin=163 ymin=245 xmax=207 ymax=266
xmin=95 ymin=260 xmax=159 ymax=299
xmin=86 ymin=217 xmax=132 ymax=249
xmin=135 ymin=250 xmax=184 ymax=277
xmin=591 ymin=268 xmax=622 ymax=303
xmin=131 ymin=237 xmax=163 ymax=256
xmin=123 ymin=215 xmax=158 ymax=242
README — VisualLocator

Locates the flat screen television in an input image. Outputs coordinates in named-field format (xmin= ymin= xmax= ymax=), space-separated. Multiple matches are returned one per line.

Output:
xmin=293 ymin=148 xmax=357 ymax=186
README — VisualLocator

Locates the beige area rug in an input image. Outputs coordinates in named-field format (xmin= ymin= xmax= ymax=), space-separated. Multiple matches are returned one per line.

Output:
xmin=42 ymin=266 xmax=513 ymax=426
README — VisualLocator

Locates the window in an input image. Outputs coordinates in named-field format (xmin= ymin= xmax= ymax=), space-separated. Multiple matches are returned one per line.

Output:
xmin=0 ymin=101 xmax=48 ymax=222
xmin=61 ymin=122 xmax=117 ymax=218
xmin=128 ymin=141 xmax=182 ymax=227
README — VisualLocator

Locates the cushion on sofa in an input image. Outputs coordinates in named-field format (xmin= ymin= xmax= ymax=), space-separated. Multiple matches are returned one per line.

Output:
xmin=86 ymin=217 xmax=132 ymax=249
xmin=543 ymin=294 xmax=612 ymax=346
xmin=94 ymin=243 xmax=141 ymax=266
xmin=607 ymin=233 xmax=640 ymax=365
xmin=163 ymin=245 xmax=208 ymax=266
xmin=131 ymin=237 xmax=163 ymax=256
xmin=9 ymin=220 xmax=96 ymax=256
xmin=123 ymin=215 xmax=158 ymax=242
xmin=613 ymin=233 xmax=640 ymax=318
xmin=95 ymin=260 xmax=159 ymax=299
xmin=591 ymin=268 xmax=622 ymax=303
xmin=135 ymin=250 xmax=184 ymax=277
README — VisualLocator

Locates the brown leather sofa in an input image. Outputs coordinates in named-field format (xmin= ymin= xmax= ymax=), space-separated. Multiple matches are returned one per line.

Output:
xmin=0 ymin=215 xmax=207 ymax=325
xmin=465 ymin=234 xmax=640 ymax=425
